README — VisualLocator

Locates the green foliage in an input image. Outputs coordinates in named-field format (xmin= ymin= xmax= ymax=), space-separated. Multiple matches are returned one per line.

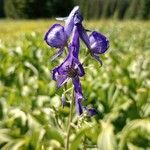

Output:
xmin=0 ymin=20 xmax=150 ymax=149
xmin=97 ymin=122 xmax=117 ymax=150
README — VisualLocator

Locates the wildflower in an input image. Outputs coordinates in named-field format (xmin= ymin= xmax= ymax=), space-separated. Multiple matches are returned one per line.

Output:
xmin=45 ymin=6 xmax=109 ymax=115
xmin=52 ymin=27 xmax=85 ymax=115
xmin=44 ymin=6 xmax=79 ymax=60
xmin=74 ymin=13 xmax=109 ymax=65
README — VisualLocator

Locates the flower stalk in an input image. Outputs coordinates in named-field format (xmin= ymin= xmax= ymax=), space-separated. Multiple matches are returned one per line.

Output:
xmin=65 ymin=90 xmax=74 ymax=150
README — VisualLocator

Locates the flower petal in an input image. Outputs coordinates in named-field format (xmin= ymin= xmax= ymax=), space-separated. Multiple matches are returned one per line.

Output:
xmin=76 ymin=23 xmax=91 ymax=49
xmin=89 ymin=31 xmax=109 ymax=54
xmin=72 ymin=77 xmax=84 ymax=115
xmin=74 ymin=13 xmax=91 ymax=50
xmin=70 ymin=26 xmax=80 ymax=49
xmin=44 ymin=24 xmax=67 ymax=48
xmin=56 ymin=74 xmax=68 ymax=88
xmin=73 ymin=57 xmax=85 ymax=77
xmin=52 ymin=68 xmax=68 ymax=88
xmin=56 ymin=17 xmax=68 ymax=21
xmin=69 ymin=28 xmax=85 ymax=77
xmin=74 ymin=12 xmax=83 ymax=24
xmin=75 ymin=98 xmax=83 ymax=115
xmin=64 ymin=6 xmax=79 ymax=36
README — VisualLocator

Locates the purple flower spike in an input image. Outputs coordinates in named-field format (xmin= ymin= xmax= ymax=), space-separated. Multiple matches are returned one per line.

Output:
xmin=52 ymin=27 xmax=85 ymax=115
xmin=45 ymin=6 xmax=109 ymax=116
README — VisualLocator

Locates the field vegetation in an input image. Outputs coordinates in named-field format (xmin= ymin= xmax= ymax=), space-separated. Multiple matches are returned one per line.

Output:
xmin=0 ymin=20 xmax=150 ymax=150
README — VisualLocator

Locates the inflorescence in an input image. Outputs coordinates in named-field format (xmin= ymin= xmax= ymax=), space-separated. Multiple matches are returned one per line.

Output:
xmin=44 ymin=6 xmax=109 ymax=116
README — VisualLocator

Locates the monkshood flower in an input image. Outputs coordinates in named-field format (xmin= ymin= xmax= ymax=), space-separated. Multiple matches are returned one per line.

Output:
xmin=44 ymin=6 xmax=79 ymax=60
xmin=74 ymin=13 xmax=109 ymax=65
xmin=52 ymin=27 xmax=85 ymax=115
xmin=45 ymin=6 xmax=109 ymax=116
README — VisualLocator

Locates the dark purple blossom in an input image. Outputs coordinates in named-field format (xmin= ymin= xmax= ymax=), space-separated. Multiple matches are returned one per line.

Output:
xmin=44 ymin=24 xmax=67 ymax=60
xmin=74 ymin=13 xmax=109 ymax=65
xmin=45 ymin=6 xmax=109 ymax=116
xmin=44 ymin=24 xmax=67 ymax=48
xmin=44 ymin=6 xmax=80 ymax=60
xmin=52 ymin=27 xmax=85 ymax=115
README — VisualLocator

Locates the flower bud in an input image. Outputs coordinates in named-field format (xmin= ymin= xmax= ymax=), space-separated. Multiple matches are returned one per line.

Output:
xmin=89 ymin=31 xmax=109 ymax=54
xmin=44 ymin=24 xmax=67 ymax=48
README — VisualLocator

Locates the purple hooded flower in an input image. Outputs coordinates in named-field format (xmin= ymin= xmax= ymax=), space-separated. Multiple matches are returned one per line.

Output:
xmin=52 ymin=27 xmax=85 ymax=115
xmin=44 ymin=24 xmax=67 ymax=48
xmin=74 ymin=13 xmax=109 ymax=65
xmin=44 ymin=6 xmax=80 ymax=60
xmin=45 ymin=6 xmax=109 ymax=116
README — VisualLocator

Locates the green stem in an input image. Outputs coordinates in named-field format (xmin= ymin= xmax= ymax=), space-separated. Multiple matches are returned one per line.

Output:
xmin=83 ymin=136 xmax=87 ymax=150
xmin=65 ymin=91 xmax=74 ymax=150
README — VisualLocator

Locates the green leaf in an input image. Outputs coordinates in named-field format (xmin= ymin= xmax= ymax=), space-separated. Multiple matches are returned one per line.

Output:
xmin=0 ymin=129 xmax=12 ymax=144
xmin=97 ymin=121 xmax=117 ymax=150
xmin=70 ymin=126 xmax=94 ymax=150
xmin=119 ymin=119 xmax=150 ymax=150
xmin=44 ymin=125 xmax=64 ymax=146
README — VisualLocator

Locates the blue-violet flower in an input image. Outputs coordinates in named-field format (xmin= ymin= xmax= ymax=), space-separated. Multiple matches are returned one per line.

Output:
xmin=74 ymin=13 xmax=109 ymax=65
xmin=52 ymin=27 xmax=84 ymax=115
xmin=44 ymin=6 xmax=80 ymax=60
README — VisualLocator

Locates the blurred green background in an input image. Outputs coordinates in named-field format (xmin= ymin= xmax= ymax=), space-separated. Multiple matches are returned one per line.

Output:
xmin=0 ymin=0 xmax=150 ymax=20
xmin=0 ymin=0 xmax=150 ymax=150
